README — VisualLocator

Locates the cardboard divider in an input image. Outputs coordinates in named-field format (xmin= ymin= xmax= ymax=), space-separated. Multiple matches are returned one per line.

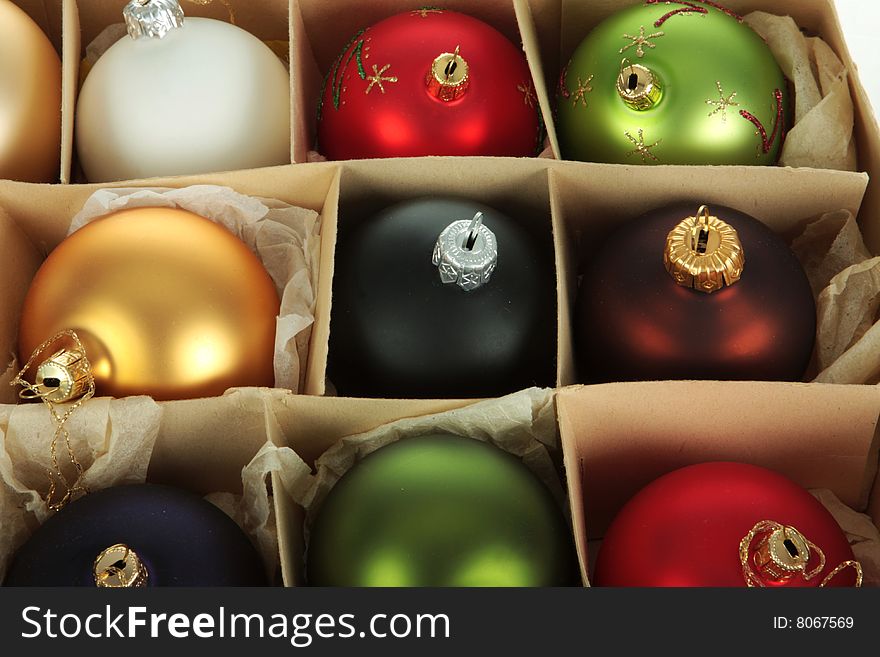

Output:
xmin=557 ymin=381 xmax=880 ymax=584
xmin=70 ymin=0 xmax=294 ymax=182
xmin=290 ymin=0 xmax=548 ymax=163
xmin=547 ymin=162 xmax=870 ymax=385
xmin=308 ymin=156 xmax=557 ymax=397
xmin=0 ymin=162 xmax=340 ymax=404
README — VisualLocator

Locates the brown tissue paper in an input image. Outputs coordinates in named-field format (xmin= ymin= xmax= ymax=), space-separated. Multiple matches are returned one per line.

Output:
xmin=789 ymin=210 xmax=880 ymax=383
xmin=745 ymin=11 xmax=857 ymax=171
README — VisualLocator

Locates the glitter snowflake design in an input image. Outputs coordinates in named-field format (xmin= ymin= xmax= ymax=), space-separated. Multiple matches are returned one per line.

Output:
xmin=570 ymin=75 xmax=594 ymax=108
xmin=411 ymin=8 xmax=444 ymax=18
xmin=624 ymin=128 xmax=662 ymax=162
xmin=619 ymin=26 xmax=665 ymax=58
xmin=706 ymin=81 xmax=739 ymax=122
xmin=365 ymin=64 xmax=398 ymax=94
xmin=518 ymin=81 xmax=538 ymax=107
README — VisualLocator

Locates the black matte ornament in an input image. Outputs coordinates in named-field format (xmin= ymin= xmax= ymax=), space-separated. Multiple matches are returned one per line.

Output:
xmin=4 ymin=484 xmax=267 ymax=587
xmin=575 ymin=202 xmax=816 ymax=382
xmin=328 ymin=196 xmax=556 ymax=398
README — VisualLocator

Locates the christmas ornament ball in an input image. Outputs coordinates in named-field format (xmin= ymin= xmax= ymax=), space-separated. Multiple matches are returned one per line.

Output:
xmin=76 ymin=1 xmax=290 ymax=182
xmin=317 ymin=9 xmax=540 ymax=159
xmin=575 ymin=202 xmax=815 ymax=382
xmin=557 ymin=2 xmax=789 ymax=165
xmin=4 ymin=484 xmax=267 ymax=586
xmin=0 ymin=0 xmax=62 ymax=182
xmin=307 ymin=435 xmax=579 ymax=587
xmin=18 ymin=207 xmax=280 ymax=401
xmin=328 ymin=196 xmax=556 ymax=398
xmin=594 ymin=463 xmax=858 ymax=587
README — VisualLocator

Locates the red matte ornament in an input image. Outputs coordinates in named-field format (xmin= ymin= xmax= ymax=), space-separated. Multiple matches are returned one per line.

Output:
xmin=316 ymin=9 xmax=541 ymax=159
xmin=594 ymin=462 xmax=860 ymax=587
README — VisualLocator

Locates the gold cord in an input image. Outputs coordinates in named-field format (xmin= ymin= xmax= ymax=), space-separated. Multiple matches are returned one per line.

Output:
xmin=740 ymin=520 xmax=862 ymax=588
xmin=10 ymin=330 xmax=95 ymax=511
xmin=184 ymin=0 xmax=236 ymax=24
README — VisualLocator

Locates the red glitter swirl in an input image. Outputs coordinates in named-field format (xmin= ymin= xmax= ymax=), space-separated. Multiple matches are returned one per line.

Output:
xmin=559 ymin=63 xmax=571 ymax=99
xmin=739 ymin=89 xmax=785 ymax=154
xmin=646 ymin=0 xmax=743 ymax=27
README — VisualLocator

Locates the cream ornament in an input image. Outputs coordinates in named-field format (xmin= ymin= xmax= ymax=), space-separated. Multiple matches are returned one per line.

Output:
xmin=76 ymin=0 xmax=290 ymax=182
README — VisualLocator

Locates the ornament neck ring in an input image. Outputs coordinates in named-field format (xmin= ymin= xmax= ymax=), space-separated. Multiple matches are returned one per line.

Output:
xmin=124 ymin=0 xmax=185 ymax=40
xmin=432 ymin=211 xmax=498 ymax=291
xmin=663 ymin=204 xmax=745 ymax=294
xmin=617 ymin=59 xmax=662 ymax=111
xmin=427 ymin=45 xmax=470 ymax=102
xmin=94 ymin=544 xmax=150 ymax=588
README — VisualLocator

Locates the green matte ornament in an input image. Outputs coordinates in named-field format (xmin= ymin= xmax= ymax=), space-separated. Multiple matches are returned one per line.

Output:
xmin=306 ymin=435 xmax=579 ymax=587
xmin=557 ymin=1 xmax=790 ymax=165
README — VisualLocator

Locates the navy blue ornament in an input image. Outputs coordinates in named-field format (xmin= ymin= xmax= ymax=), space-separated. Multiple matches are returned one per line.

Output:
xmin=4 ymin=484 xmax=266 ymax=587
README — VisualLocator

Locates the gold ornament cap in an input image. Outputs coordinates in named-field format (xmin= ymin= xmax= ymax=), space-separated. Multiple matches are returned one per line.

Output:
xmin=23 ymin=348 xmax=92 ymax=404
xmin=617 ymin=60 xmax=663 ymax=111
xmin=94 ymin=544 xmax=149 ymax=588
xmin=663 ymin=205 xmax=745 ymax=294
xmin=123 ymin=0 xmax=185 ymax=40
xmin=426 ymin=46 xmax=469 ymax=102
xmin=752 ymin=524 xmax=812 ymax=582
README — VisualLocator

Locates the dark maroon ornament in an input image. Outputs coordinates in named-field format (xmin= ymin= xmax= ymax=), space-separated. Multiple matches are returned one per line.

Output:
xmin=4 ymin=484 xmax=267 ymax=587
xmin=328 ymin=196 xmax=556 ymax=398
xmin=575 ymin=202 xmax=815 ymax=382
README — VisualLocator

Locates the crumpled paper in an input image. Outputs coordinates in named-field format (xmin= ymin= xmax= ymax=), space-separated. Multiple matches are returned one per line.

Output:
xmin=278 ymin=388 xmax=565 ymax=541
xmin=70 ymin=186 xmax=320 ymax=393
xmin=811 ymin=489 xmax=880 ymax=587
xmin=789 ymin=209 xmax=880 ymax=384
xmin=207 ymin=436 xmax=312 ymax=582
xmin=0 ymin=396 xmax=162 ymax=580
xmin=745 ymin=12 xmax=857 ymax=171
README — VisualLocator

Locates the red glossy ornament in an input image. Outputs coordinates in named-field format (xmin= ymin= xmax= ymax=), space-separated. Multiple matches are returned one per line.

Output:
xmin=316 ymin=9 xmax=540 ymax=159
xmin=594 ymin=463 xmax=859 ymax=588
xmin=575 ymin=202 xmax=816 ymax=382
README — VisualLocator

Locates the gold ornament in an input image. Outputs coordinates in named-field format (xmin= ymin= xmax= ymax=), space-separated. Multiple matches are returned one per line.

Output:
xmin=0 ymin=0 xmax=62 ymax=182
xmin=18 ymin=208 xmax=280 ymax=401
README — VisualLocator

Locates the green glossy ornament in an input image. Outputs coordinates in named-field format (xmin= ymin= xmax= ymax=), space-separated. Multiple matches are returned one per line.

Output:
xmin=307 ymin=435 xmax=579 ymax=587
xmin=557 ymin=1 xmax=790 ymax=165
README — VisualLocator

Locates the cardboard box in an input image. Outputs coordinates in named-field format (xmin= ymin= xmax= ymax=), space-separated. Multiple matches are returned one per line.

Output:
xmin=2 ymin=0 xmax=880 ymax=587
xmin=557 ymin=381 xmax=880 ymax=585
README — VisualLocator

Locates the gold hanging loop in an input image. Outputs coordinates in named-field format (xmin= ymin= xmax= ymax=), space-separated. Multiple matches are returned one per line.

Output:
xmin=10 ymin=330 xmax=96 ymax=511
xmin=740 ymin=519 xmax=862 ymax=588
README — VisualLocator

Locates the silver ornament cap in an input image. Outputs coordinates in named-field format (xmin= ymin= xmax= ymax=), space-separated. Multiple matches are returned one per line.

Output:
xmin=124 ymin=0 xmax=185 ymax=40
xmin=432 ymin=212 xmax=498 ymax=292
